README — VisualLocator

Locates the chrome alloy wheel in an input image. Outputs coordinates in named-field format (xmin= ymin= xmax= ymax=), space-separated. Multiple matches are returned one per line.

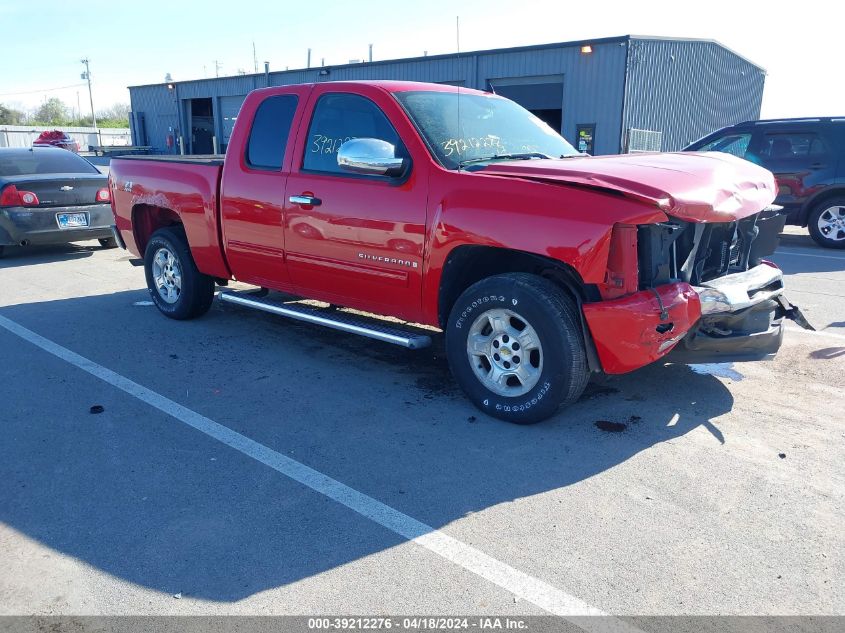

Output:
xmin=466 ymin=308 xmax=543 ymax=397
xmin=817 ymin=205 xmax=845 ymax=243
xmin=151 ymin=246 xmax=182 ymax=304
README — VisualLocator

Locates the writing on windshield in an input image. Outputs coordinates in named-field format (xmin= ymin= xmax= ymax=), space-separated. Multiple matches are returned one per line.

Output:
xmin=394 ymin=90 xmax=577 ymax=169
xmin=442 ymin=136 xmax=506 ymax=157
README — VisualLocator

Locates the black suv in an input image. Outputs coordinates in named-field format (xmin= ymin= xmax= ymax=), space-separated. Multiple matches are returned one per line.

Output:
xmin=685 ymin=118 xmax=845 ymax=248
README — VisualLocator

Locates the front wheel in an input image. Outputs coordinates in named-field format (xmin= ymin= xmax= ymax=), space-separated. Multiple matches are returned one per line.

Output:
xmin=446 ymin=273 xmax=589 ymax=424
xmin=808 ymin=197 xmax=845 ymax=249
xmin=143 ymin=226 xmax=215 ymax=320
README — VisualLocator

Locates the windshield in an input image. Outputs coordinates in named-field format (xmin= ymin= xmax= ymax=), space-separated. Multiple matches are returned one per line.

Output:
xmin=394 ymin=90 xmax=579 ymax=169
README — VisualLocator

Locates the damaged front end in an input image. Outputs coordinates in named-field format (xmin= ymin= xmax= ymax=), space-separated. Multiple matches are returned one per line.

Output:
xmin=583 ymin=207 xmax=813 ymax=374
xmin=639 ymin=207 xmax=813 ymax=365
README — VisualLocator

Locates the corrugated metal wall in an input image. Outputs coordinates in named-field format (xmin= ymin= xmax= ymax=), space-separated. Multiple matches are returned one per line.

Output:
xmin=477 ymin=45 xmax=627 ymax=154
xmin=620 ymin=38 xmax=765 ymax=152
xmin=129 ymin=39 xmax=628 ymax=155
xmin=128 ymin=84 xmax=180 ymax=152
xmin=128 ymin=37 xmax=764 ymax=156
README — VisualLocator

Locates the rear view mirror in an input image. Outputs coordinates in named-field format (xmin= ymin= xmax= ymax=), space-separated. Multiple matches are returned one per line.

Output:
xmin=337 ymin=138 xmax=406 ymax=177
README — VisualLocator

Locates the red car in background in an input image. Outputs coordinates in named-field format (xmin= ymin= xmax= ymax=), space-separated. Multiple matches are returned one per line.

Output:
xmin=32 ymin=130 xmax=79 ymax=153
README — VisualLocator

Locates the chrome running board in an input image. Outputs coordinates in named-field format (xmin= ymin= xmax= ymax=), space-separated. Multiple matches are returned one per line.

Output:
xmin=218 ymin=291 xmax=432 ymax=349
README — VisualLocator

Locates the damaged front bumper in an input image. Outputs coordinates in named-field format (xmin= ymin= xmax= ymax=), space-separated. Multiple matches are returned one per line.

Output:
xmin=583 ymin=263 xmax=813 ymax=374
xmin=668 ymin=263 xmax=812 ymax=364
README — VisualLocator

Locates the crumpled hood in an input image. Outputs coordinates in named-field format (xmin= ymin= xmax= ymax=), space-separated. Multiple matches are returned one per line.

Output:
xmin=477 ymin=151 xmax=777 ymax=222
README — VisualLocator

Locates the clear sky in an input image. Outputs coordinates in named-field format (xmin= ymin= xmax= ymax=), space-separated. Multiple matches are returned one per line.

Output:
xmin=1 ymin=0 xmax=842 ymax=119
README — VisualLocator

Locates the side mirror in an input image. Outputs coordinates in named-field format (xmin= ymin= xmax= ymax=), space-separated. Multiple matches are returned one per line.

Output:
xmin=337 ymin=138 xmax=406 ymax=177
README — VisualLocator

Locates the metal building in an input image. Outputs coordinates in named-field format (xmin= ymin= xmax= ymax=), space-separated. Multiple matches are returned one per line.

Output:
xmin=128 ymin=35 xmax=765 ymax=156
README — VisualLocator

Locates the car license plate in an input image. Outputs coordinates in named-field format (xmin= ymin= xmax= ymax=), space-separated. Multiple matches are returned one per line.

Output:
xmin=57 ymin=212 xmax=89 ymax=228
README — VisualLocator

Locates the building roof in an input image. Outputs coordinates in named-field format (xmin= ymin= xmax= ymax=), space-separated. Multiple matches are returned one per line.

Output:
xmin=129 ymin=34 xmax=764 ymax=90
xmin=626 ymin=35 xmax=765 ymax=72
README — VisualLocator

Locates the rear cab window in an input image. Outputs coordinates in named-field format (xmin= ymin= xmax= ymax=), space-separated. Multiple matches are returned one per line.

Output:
xmin=245 ymin=95 xmax=298 ymax=170
xmin=0 ymin=150 xmax=99 ymax=176
xmin=301 ymin=93 xmax=405 ymax=176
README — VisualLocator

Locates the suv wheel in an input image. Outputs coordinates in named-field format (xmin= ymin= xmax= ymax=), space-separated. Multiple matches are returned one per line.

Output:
xmin=445 ymin=273 xmax=589 ymax=424
xmin=808 ymin=197 xmax=845 ymax=249
xmin=144 ymin=226 xmax=215 ymax=319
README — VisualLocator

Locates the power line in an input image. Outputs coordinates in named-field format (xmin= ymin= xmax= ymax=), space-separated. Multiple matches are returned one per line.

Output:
xmin=0 ymin=82 xmax=87 ymax=98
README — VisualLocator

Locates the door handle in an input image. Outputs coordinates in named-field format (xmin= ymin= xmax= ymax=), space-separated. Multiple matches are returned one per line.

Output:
xmin=289 ymin=194 xmax=322 ymax=206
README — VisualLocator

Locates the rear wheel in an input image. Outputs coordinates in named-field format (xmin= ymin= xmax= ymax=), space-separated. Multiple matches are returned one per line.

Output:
xmin=143 ymin=226 xmax=215 ymax=320
xmin=98 ymin=237 xmax=117 ymax=249
xmin=808 ymin=197 xmax=845 ymax=249
xmin=446 ymin=273 xmax=589 ymax=424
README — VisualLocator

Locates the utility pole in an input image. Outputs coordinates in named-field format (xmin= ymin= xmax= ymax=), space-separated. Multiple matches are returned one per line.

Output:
xmin=456 ymin=16 xmax=460 ymax=53
xmin=80 ymin=58 xmax=97 ymax=129
xmin=253 ymin=41 xmax=258 ymax=73
xmin=76 ymin=91 xmax=81 ymax=124
xmin=368 ymin=43 xmax=373 ymax=63
xmin=213 ymin=60 xmax=222 ymax=77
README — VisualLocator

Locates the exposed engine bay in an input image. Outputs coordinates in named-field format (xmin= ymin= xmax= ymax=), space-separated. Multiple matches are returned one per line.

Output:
xmin=637 ymin=207 xmax=787 ymax=287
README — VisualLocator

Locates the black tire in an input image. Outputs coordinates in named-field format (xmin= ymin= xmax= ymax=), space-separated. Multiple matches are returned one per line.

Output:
xmin=446 ymin=273 xmax=589 ymax=424
xmin=143 ymin=226 xmax=215 ymax=320
xmin=808 ymin=196 xmax=845 ymax=249
xmin=98 ymin=237 xmax=117 ymax=249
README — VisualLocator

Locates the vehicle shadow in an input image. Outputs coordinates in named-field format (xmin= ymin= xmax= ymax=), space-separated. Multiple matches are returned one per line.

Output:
xmin=0 ymin=242 xmax=106 ymax=268
xmin=809 ymin=347 xmax=845 ymax=359
xmin=0 ymin=289 xmax=735 ymax=603
xmin=777 ymin=230 xmax=815 ymax=249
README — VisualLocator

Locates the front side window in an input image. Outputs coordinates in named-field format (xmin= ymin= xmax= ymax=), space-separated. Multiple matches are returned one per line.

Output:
xmin=302 ymin=94 xmax=403 ymax=175
xmin=246 ymin=95 xmax=298 ymax=171
xmin=697 ymin=133 xmax=752 ymax=158
xmin=394 ymin=90 xmax=578 ymax=169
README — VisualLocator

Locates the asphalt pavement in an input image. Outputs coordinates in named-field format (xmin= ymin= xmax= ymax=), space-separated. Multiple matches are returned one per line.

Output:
xmin=0 ymin=227 xmax=842 ymax=621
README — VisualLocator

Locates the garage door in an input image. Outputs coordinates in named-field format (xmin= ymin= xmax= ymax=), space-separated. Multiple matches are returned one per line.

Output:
xmin=220 ymin=95 xmax=247 ymax=151
xmin=488 ymin=75 xmax=564 ymax=134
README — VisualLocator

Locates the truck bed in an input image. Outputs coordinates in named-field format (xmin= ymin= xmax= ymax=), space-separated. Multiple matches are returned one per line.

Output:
xmin=109 ymin=155 xmax=229 ymax=278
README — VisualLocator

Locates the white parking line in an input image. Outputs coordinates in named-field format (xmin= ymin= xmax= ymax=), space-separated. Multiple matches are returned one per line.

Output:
xmin=0 ymin=314 xmax=639 ymax=632
xmin=775 ymin=249 xmax=845 ymax=261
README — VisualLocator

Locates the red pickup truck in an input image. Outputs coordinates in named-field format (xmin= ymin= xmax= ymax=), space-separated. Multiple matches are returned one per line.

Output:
xmin=109 ymin=80 xmax=810 ymax=424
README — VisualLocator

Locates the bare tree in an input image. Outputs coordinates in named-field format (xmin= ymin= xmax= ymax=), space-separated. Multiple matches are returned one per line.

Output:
xmin=97 ymin=103 xmax=130 ymax=121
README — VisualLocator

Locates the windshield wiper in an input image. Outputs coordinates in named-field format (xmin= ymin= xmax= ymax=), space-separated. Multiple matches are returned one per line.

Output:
xmin=457 ymin=152 xmax=552 ymax=167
